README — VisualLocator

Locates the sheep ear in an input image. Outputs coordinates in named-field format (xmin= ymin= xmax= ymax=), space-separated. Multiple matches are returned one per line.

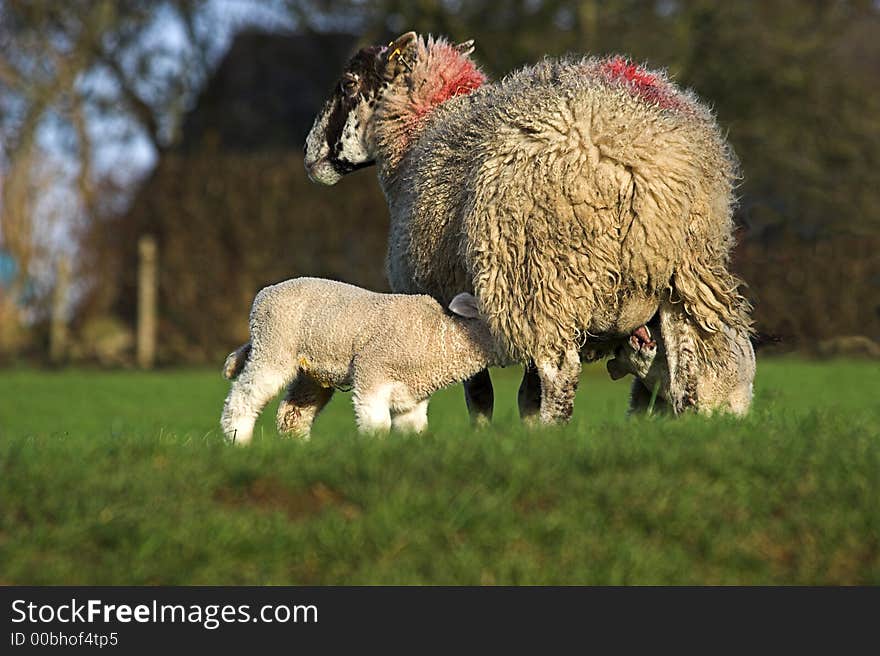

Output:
xmin=454 ymin=39 xmax=475 ymax=56
xmin=383 ymin=31 xmax=418 ymax=74
xmin=388 ymin=31 xmax=417 ymax=53
xmin=449 ymin=293 xmax=480 ymax=319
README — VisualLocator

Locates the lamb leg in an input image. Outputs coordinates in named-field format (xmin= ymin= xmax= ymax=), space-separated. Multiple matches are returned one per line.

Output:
xmin=276 ymin=373 xmax=335 ymax=438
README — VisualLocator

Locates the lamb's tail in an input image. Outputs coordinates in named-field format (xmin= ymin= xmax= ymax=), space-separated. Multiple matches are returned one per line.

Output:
xmin=222 ymin=342 xmax=252 ymax=380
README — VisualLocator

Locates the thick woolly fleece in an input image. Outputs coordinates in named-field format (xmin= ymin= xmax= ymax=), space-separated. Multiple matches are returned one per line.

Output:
xmin=220 ymin=278 xmax=503 ymax=442
xmin=303 ymin=34 xmax=755 ymax=421
xmin=608 ymin=303 xmax=756 ymax=416
xmin=376 ymin=40 xmax=751 ymax=369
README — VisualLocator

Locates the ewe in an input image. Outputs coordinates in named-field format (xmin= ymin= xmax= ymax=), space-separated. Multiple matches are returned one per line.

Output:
xmin=305 ymin=32 xmax=752 ymax=423
xmin=220 ymin=278 xmax=503 ymax=443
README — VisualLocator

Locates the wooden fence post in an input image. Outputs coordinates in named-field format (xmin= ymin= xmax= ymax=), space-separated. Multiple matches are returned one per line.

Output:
xmin=137 ymin=235 xmax=158 ymax=369
xmin=49 ymin=255 xmax=70 ymax=364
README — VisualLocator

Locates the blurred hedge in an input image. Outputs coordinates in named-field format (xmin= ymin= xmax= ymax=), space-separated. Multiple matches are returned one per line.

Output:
xmin=85 ymin=150 xmax=389 ymax=364
xmin=735 ymin=231 xmax=880 ymax=343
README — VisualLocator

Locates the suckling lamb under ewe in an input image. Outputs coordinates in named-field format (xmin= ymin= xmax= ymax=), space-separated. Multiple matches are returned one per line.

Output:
xmin=304 ymin=32 xmax=753 ymax=424
xmin=220 ymin=278 xmax=504 ymax=443
xmin=607 ymin=304 xmax=755 ymax=416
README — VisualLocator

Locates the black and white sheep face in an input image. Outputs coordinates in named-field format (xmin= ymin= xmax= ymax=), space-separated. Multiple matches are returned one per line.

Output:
xmin=304 ymin=32 xmax=417 ymax=185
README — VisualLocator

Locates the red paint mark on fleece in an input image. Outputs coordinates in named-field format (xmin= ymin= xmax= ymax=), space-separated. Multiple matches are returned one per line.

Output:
xmin=411 ymin=43 xmax=486 ymax=122
xmin=603 ymin=57 xmax=659 ymax=88
xmin=600 ymin=56 xmax=684 ymax=111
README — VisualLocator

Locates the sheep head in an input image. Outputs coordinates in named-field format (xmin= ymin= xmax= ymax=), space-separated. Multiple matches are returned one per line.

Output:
xmin=304 ymin=32 xmax=484 ymax=184
xmin=303 ymin=32 xmax=418 ymax=185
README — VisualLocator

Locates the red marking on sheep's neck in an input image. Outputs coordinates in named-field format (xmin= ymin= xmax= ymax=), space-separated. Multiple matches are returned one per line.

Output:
xmin=599 ymin=56 xmax=682 ymax=111
xmin=602 ymin=57 xmax=659 ymax=87
xmin=410 ymin=45 xmax=486 ymax=121
xmin=381 ymin=42 xmax=486 ymax=166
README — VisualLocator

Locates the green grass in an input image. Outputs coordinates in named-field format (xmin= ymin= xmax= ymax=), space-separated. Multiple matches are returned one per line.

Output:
xmin=1 ymin=359 xmax=878 ymax=584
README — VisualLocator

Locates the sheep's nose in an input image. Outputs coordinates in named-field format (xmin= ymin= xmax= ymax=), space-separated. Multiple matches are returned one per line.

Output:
xmin=304 ymin=158 xmax=320 ymax=182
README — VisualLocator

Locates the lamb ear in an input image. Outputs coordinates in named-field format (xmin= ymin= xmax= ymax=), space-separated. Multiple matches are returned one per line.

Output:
xmin=454 ymin=39 xmax=475 ymax=56
xmin=449 ymin=293 xmax=481 ymax=319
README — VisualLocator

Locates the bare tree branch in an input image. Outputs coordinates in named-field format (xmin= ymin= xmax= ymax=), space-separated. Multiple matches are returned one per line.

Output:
xmin=97 ymin=54 xmax=161 ymax=150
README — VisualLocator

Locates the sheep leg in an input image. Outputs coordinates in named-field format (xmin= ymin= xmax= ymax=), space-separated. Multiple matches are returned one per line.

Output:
xmin=535 ymin=349 xmax=581 ymax=424
xmin=658 ymin=302 xmax=699 ymax=414
xmin=391 ymin=399 xmax=429 ymax=433
xmin=518 ymin=361 xmax=542 ymax=423
xmin=463 ymin=368 xmax=494 ymax=425
xmin=352 ymin=383 xmax=393 ymax=433
xmin=276 ymin=373 xmax=335 ymax=438
xmin=220 ymin=357 xmax=288 ymax=444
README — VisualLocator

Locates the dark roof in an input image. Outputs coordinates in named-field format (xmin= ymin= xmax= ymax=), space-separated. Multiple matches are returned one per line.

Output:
xmin=178 ymin=31 xmax=359 ymax=152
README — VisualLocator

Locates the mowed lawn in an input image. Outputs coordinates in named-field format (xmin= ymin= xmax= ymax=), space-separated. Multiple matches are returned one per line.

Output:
xmin=0 ymin=359 xmax=878 ymax=584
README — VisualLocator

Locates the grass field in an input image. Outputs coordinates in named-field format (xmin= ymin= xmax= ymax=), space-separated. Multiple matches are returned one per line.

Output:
xmin=1 ymin=358 xmax=878 ymax=584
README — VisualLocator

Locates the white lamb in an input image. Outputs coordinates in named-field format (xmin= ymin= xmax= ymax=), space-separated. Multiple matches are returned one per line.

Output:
xmin=220 ymin=277 xmax=504 ymax=442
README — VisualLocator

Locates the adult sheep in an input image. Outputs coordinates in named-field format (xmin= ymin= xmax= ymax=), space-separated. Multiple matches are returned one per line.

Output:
xmin=304 ymin=32 xmax=752 ymax=424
